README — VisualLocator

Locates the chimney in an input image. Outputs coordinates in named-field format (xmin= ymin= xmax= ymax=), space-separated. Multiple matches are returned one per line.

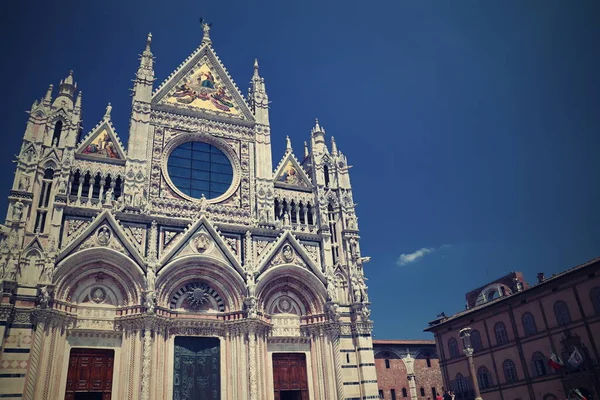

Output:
xmin=537 ymin=273 xmax=545 ymax=283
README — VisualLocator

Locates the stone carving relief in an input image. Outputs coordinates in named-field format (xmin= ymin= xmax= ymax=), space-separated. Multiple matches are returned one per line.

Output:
xmin=271 ymin=315 xmax=301 ymax=337
xmin=192 ymin=232 xmax=213 ymax=254
xmin=281 ymin=244 xmax=294 ymax=263
xmin=90 ymin=287 xmax=107 ymax=303
xmin=96 ymin=226 xmax=111 ymax=246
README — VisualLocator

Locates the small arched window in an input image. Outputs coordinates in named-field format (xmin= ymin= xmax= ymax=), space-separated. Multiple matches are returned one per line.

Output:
xmin=532 ymin=352 xmax=547 ymax=376
xmin=554 ymin=301 xmax=571 ymax=326
xmin=477 ymin=366 xmax=492 ymax=389
xmin=455 ymin=373 xmax=466 ymax=392
xmin=425 ymin=352 xmax=431 ymax=367
xmin=522 ymin=312 xmax=538 ymax=336
xmin=487 ymin=289 xmax=499 ymax=301
xmin=503 ymin=359 xmax=518 ymax=383
xmin=52 ymin=120 xmax=63 ymax=146
xmin=420 ymin=387 xmax=425 ymax=396
xmin=590 ymin=287 xmax=600 ymax=315
xmin=470 ymin=329 xmax=483 ymax=351
xmin=494 ymin=322 xmax=509 ymax=345
xmin=448 ymin=338 xmax=459 ymax=358
xmin=385 ymin=358 xmax=390 ymax=369
xmin=402 ymin=388 xmax=407 ymax=397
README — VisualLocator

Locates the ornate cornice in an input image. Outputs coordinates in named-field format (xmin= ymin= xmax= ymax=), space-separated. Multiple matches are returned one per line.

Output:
xmin=32 ymin=308 xmax=76 ymax=329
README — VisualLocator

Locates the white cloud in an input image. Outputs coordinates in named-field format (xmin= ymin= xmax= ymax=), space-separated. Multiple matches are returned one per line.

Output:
xmin=397 ymin=248 xmax=434 ymax=266
xmin=396 ymin=245 xmax=449 ymax=266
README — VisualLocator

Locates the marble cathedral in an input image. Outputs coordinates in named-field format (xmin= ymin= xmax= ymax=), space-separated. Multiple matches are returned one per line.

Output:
xmin=0 ymin=25 xmax=378 ymax=400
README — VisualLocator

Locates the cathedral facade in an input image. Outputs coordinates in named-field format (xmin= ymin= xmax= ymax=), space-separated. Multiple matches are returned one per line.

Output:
xmin=0 ymin=26 xmax=378 ymax=400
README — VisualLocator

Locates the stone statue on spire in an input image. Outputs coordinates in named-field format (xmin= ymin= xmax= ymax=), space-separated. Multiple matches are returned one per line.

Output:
xmin=199 ymin=17 xmax=212 ymax=44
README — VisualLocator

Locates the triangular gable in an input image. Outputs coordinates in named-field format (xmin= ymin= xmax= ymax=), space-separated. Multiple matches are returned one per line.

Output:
xmin=40 ymin=147 xmax=61 ymax=168
xmin=22 ymin=236 xmax=46 ymax=256
xmin=152 ymin=43 xmax=254 ymax=122
xmin=158 ymin=216 xmax=242 ymax=274
xmin=56 ymin=210 xmax=145 ymax=268
xmin=76 ymin=119 xmax=126 ymax=162
xmin=256 ymin=231 xmax=325 ymax=283
xmin=273 ymin=152 xmax=312 ymax=190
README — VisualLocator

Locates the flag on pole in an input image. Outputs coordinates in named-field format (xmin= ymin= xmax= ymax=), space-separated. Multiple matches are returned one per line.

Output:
xmin=548 ymin=352 xmax=564 ymax=370
xmin=568 ymin=348 xmax=584 ymax=368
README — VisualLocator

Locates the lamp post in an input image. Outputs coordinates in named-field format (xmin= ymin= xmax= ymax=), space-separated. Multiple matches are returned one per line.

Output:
xmin=459 ymin=327 xmax=483 ymax=400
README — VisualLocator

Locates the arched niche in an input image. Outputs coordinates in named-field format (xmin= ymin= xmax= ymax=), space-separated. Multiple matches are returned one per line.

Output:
xmin=156 ymin=256 xmax=246 ymax=312
xmin=18 ymin=248 xmax=45 ymax=286
xmin=257 ymin=265 xmax=327 ymax=316
xmin=54 ymin=248 xmax=145 ymax=306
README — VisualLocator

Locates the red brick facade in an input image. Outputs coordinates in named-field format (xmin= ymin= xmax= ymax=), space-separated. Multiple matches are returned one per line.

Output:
xmin=374 ymin=340 xmax=444 ymax=400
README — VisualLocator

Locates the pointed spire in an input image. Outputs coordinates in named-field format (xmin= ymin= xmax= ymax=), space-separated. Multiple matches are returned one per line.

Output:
xmin=249 ymin=58 xmax=269 ymax=124
xmin=286 ymin=135 xmax=292 ymax=152
xmin=43 ymin=84 xmax=53 ymax=104
xmin=145 ymin=32 xmax=152 ymax=51
xmin=253 ymin=58 xmax=260 ymax=80
xmin=64 ymin=70 xmax=74 ymax=85
xmin=75 ymin=90 xmax=82 ymax=109
xmin=132 ymin=33 xmax=155 ymax=103
xmin=30 ymin=99 xmax=39 ymax=112
xmin=311 ymin=118 xmax=328 ymax=154
xmin=104 ymin=102 xmax=112 ymax=120
xmin=304 ymin=141 xmax=309 ymax=158
xmin=313 ymin=118 xmax=322 ymax=133
xmin=331 ymin=136 xmax=338 ymax=155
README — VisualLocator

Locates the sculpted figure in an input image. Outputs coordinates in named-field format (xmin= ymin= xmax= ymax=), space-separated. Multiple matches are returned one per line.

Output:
xmin=39 ymin=286 xmax=51 ymax=309
xmin=12 ymin=202 xmax=23 ymax=221
xmin=246 ymin=272 xmax=256 ymax=298
xmin=41 ymin=263 xmax=53 ymax=283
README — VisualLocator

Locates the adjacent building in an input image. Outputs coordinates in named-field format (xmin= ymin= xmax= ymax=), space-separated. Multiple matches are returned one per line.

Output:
xmin=0 ymin=24 xmax=379 ymax=400
xmin=425 ymin=257 xmax=600 ymax=400
xmin=374 ymin=340 xmax=443 ymax=400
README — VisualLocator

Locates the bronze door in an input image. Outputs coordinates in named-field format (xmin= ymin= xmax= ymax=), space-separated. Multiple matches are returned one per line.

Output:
xmin=64 ymin=348 xmax=114 ymax=400
xmin=273 ymin=353 xmax=309 ymax=400
xmin=173 ymin=337 xmax=220 ymax=400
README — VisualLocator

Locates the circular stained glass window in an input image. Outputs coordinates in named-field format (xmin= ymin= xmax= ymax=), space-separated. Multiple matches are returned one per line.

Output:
xmin=167 ymin=141 xmax=233 ymax=200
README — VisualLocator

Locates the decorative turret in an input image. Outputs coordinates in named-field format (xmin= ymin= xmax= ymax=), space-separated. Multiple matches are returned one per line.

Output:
xmin=72 ymin=91 xmax=83 ymax=144
xmin=52 ymin=71 xmax=77 ymax=109
xmin=304 ymin=141 xmax=309 ymax=159
xmin=248 ymin=59 xmax=270 ymax=125
xmin=331 ymin=136 xmax=338 ymax=156
xmin=125 ymin=33 xmax=156 ymax=206
xmin=43 ymin=84 xmax=53 ymax=105
xmin=311 ymin=118 xmax=328 ymax=154
xmin=132 ymin=33 xmax=154 ymax=103
xmin=249 ymin=58 xmax=272 ymax=180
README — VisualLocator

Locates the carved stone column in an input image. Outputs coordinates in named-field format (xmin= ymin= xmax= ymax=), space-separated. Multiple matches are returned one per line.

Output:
xmin=403 ymin=353 xmax=418 ymax=400
xmin=140 ymin=327 xmax=152 ymax=400
xmin=248 ymin=327 xmax=257 ymax=400
xmin=327 ymin=324 xmax=344 ymax=400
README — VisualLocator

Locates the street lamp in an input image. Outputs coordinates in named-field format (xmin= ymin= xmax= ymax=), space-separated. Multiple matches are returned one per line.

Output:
xmin=459 ymin=327 xmax=483 ymax=400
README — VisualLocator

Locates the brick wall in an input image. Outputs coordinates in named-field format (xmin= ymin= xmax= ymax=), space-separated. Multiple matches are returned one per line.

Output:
xmin=374 ymin=342 xmax=443 ymax=400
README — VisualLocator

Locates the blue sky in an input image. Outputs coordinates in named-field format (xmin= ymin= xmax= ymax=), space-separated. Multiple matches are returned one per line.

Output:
xmin=1 ymin=0 xmax=598 ymax=339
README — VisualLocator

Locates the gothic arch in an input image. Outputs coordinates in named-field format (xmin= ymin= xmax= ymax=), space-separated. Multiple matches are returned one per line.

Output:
xmin=374 ymin=349 xmax=402 ymax=359
xmin=54 ymin=248 xmax=145 ymax=305
xmin=156 ymin=256 xmax=246 ymax=312
xmin=256 ymin=264 xmax=327 ymax=316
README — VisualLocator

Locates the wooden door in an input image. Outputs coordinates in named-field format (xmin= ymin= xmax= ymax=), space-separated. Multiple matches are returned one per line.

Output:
xmin=173 ymin=336 xmax=221 ymax=400
xmin=65 ymin=348 xmax=114 ymax=400
xmin=273 ymin=353 xmax=309 ymax=400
